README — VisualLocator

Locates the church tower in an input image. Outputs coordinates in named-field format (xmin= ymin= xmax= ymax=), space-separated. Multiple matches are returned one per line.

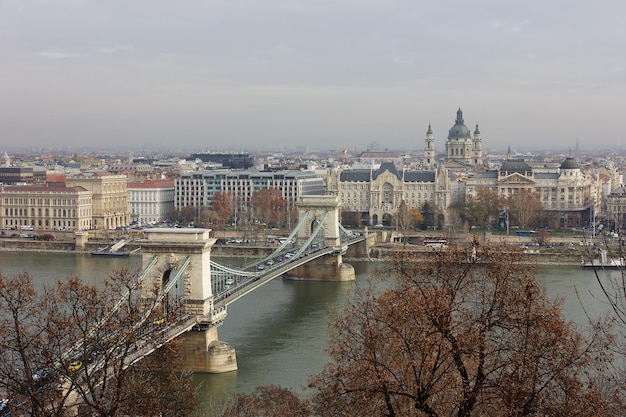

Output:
xmin=423 ymin=124 xmax=435 ymax=169
xmin=472 ymin=124 xmax=483 ymax=166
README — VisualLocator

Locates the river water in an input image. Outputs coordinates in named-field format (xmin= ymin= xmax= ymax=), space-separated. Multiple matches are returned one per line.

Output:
xmin=0 ymin=252 xmax=618 ymax=414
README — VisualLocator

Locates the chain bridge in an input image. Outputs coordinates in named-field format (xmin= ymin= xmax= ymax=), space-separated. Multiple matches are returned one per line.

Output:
xmin=127 ymin=196 xmax=370 ymax=373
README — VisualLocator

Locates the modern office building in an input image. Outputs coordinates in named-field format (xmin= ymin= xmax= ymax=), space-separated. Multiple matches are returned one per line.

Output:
xmin=175 ymin=169 xmax=325 ymax=213
xmin=189 ymin=153 xmax=254 ymax=169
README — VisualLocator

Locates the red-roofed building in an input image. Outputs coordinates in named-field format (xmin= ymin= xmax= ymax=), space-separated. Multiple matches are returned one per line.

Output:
xmin=127 ymin=180 xmax=175 ymax=224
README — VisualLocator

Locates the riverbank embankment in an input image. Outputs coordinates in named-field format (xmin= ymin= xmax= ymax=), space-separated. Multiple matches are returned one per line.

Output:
xmin=0 ymin=235 xmax=590 ymax=266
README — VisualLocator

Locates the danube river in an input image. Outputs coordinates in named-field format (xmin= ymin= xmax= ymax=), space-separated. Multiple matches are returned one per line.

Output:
xmin=0 ymin=251 xmax=617 ymax=414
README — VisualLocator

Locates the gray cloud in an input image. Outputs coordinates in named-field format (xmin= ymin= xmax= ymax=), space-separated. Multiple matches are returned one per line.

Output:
xmin=1 ymin=0 xmax=625 ymax=153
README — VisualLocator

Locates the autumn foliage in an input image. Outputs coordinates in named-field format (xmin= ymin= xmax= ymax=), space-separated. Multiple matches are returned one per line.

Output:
xmin=222 ymin=243 xmax=622 ymax=417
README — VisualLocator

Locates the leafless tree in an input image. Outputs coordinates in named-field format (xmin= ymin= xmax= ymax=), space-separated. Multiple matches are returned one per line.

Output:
xmin=221 ymin=243 xmax=622 ymax=417
xmin=506 ymin=189 xmax=544 ymax=230
xmin=0 ymin=268 xmax=197 ymax=416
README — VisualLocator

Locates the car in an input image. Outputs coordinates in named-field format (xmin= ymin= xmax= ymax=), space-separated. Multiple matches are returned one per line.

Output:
xmin=225 ymin=278 xmax=234 ymax=285
xmin=374 ymin=224 xmax=384 ymax=228
xmin=266 ymin=260 xmax=274 ymax=265
xmin=69 ymin=360 xmax=82 ymax=372
xmin=257 ymin=264 xmax=266 ymax=270
xmin=192 ymin=323 xmax=211 ymax=331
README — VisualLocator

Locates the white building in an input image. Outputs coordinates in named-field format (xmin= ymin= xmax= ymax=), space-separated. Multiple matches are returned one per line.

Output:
xmin=464 ymin=156 xmax=598 ymax=228
xmin=175 ymin=169 xmax=326 ymax=214
xmin=128 ymin=180 xmax=175 ymax=224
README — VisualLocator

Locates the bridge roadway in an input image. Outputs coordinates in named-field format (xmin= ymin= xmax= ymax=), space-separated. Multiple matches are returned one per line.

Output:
xmin=215 ymin=244 xmax=338 ymax=307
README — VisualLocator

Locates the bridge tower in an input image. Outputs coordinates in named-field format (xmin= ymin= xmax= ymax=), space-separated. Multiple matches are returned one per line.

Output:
xmin=289 ymin=195 xmax=355 ymax=281
xmin=139 ymin=228 xmax=236 ymax=373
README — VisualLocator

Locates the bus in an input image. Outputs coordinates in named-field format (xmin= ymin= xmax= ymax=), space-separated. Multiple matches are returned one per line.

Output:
xmin=514 ymin=230 xmax=536 ymax=237
xmin=424 ymin=239 xmax=448 ymax=248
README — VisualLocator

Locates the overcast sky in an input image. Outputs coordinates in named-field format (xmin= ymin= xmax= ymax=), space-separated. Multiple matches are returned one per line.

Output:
xmin=1 ymin=0 xmax=625 ymax=154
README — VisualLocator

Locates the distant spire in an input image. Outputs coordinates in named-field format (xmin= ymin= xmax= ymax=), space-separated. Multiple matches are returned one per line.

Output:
xmin=507 ymin=145 xmax=512 ymax=160
xmin=456 ymin=107 xmax=464 ymax=123
xmin=427 ymin=123 xmax=432 ymax=135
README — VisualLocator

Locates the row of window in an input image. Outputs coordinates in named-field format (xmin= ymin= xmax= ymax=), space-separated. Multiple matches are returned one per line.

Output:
xmin=3 ymin=197 xmax=86 ymax=205
xmin=340 ymin=184 xmax=435 ymax=191
xmin=4 ymin=207 xmax=87 ymax=217
xmin=3 ymin=219 xmax=82 ymax=228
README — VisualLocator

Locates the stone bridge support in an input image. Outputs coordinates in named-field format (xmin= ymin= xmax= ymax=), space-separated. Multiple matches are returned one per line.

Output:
xmin=139 ymin=228 xmax=236 ymax=373
xmin=288 ymin=195 xmax=355 ymax=281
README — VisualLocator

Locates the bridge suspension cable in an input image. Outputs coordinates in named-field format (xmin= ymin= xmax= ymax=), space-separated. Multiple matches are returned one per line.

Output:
xmin=63 ymin=255 xmax=160 ymax=363
xmin=291 ymin=211 xmax=328 ymax=258
xmin=238 ymin=210 xmax=311 ymax=269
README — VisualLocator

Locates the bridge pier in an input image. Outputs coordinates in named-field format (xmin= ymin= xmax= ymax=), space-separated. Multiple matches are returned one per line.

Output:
xmin=139 ymin=228 xmax=237 ymax=373
xmin=286 ymin=255 xmax=355 ymax=281
xmin=176 ymin=327 xmax=237 ymax=373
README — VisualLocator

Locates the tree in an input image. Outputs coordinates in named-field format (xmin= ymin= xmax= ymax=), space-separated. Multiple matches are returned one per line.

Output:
xmin=250 ymin=188 xmax=287 ymax=228
xmin=308 ymin=245 xmax=619 ymax=416
xmin=396 ymin=201 xmax=422 ymax=246
xmin=209 ymin=192 xmax=233 ymax=227
xmin=221 ymin=385 xmax=310 ymax=417
xmin=222 ymin=243 xmax=622 ymax=417
xmin=506 ymin=189 xmax=544 ymax=230
xmin=533 ymin=228 xmax=551 ymax=246
xmin=0 ymin=269 xmax=197 ymax=416
xmin=177 ymin=205 xmax=197 ymax=226
xmin=420 ymin=201 xmax=436 ymax=230
xmin=195 ymin=206 xmax=214 ymax=228
xmin=458 ymin=188 xmax=505 ymax=231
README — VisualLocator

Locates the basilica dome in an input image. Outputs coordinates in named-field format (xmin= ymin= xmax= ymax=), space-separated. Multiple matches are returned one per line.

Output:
xmin=448 ymin=108 xmax=471 ymax=139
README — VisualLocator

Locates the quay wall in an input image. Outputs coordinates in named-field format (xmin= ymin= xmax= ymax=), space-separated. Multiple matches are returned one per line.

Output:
xmin=0 ymin=237 xmax=586 ymax=266
xmin=366 ymin=245 xmax=583 ymax=266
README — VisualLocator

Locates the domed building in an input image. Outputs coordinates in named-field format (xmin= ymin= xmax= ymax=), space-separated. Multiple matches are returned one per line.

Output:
xmin=444 ymin=108 xmax=483 ymax=169
xmin=464 ymin=154 xmax=599 ymax=229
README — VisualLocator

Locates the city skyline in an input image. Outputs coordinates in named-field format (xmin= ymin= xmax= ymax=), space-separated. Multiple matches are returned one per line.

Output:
xmin=2 ymin=1 xmax=625 ymax=153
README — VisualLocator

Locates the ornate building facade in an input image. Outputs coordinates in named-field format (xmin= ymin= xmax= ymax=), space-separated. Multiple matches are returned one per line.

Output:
xmin=464 ymin=156 xmax=599 ymax=228
xmin=0 ymin=183 xmax=93 ymax=231
xmin=326 ymin=162 xmax=453 ymax=227
xmin=444 ymin=108 xmax=483 ymax=169
xmin=66 ymin=171 xmax=131 ymax=230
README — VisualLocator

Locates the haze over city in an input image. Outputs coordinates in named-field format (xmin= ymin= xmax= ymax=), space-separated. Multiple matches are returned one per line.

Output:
xmin=1 ymin=0 xmax=625 ymax=153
